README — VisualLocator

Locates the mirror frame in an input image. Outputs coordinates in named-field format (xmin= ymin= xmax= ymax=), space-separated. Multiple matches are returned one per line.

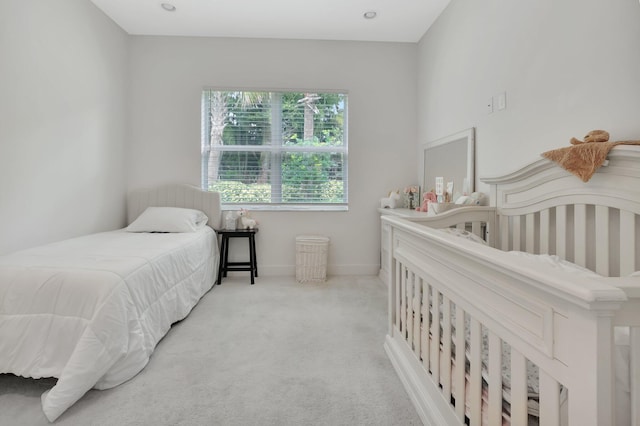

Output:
xmin=420 ymin=127 xmax=475 ymax=197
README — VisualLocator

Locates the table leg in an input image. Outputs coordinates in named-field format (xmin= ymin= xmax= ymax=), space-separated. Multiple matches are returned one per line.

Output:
xmin=249 ymin=233 xmax=255 ymax=285
xmin=222 ymin=235 xmax=231 ymax=278
xmin=217 ymin=235 xmax=227 ymax=284
xmin=251 ymin=232 xmax=258 ymax=277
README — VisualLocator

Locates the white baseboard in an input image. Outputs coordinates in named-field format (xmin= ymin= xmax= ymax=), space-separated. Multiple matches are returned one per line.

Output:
xmin=328 ymin=264 xmax=380 ymax=276
xmin=378 ymin=268 xmax=389 ymax=288
xmin=244 ymin=264 xmax=380 ymax=277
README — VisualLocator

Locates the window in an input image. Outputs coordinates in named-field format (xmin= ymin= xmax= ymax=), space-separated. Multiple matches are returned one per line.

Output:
xmin=201 ymin=90 xmax=348 ymax=209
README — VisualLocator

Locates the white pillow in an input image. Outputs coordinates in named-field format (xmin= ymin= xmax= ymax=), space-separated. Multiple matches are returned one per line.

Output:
xmin=126 ymin=207 xmax=208 ymax=233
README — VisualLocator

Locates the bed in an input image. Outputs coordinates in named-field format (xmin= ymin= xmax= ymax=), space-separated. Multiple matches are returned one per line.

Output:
xmin=382 ymin=146 xmax=640 ymax=426
xmin=0 ymin=184 xmax=221 ymax=422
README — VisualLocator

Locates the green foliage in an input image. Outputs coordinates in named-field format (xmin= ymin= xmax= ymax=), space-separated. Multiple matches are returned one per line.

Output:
xmin=211 ymin=180 xmax=344 ymax=204
xmin=217 ymin=151 xmax=263 ymax=183
xmin=318 ymin=181 xmax=344 ymax=203
xmin=281 ymin=92 xmax=344 ymax=145
xmin=210 ymin=181 xmax=270 ymax=203
xmin=281 ymin=150 xmax=343 ymax=202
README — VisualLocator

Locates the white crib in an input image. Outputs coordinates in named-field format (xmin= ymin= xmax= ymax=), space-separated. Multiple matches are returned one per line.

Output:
xmin=383 ymin=146 xmax=640 ymax=426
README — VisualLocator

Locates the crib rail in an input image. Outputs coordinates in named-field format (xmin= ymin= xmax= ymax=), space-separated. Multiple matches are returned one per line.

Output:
xmin=495 ymin=205 xmax=638 ymax=277
xmin=483 ymin=148 xmax=640 ymax=277
xmin=383 ymin=215 xmax=638 ymax=426
xmin=395 ymin=206 xmax=496 ymax=246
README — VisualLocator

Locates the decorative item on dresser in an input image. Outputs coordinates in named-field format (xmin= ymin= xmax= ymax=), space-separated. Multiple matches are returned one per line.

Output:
xmin=403 ymin=186 xmax=420 ymax=210
xmin=380 ymin=190 xmax=402 ymax=209
xmin=382 ymin=146 xmax=640 ymax=426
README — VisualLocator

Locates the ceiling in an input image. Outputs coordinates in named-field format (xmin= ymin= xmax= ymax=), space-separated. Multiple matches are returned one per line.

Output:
xmin=90 ymin=0 xmax=451 ymax=43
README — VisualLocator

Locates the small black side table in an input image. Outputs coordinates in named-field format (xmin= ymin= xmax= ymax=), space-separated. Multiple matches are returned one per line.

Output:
xmin=216 ymin=228 xmax=258 ymax=285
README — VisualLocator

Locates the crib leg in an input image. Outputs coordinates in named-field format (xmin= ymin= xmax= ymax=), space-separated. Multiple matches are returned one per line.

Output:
xmin=631 ymin=327 xmax=640 ymax=426
xmin=566 ymin=312 xmax=615 ymax=426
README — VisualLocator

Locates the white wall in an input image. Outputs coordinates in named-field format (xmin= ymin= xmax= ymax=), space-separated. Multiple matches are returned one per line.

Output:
xmin=418 ymin=0 xmax=640 ymax=187
xmin=128 ymin=37 xmax=418 ymax=275
xmin=6 ymin=0 xmax=636 ymax=275
xmin=0 ymin=0 xmax=129 ymax=254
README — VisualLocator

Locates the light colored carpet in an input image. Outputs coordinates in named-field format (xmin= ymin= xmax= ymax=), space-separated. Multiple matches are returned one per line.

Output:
xmin=0 ymin=275 xmax=420 ymax=426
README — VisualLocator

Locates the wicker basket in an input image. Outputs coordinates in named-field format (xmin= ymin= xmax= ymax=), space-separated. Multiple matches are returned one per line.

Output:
xmin=295 ymin=235 xmax=330 ymax=283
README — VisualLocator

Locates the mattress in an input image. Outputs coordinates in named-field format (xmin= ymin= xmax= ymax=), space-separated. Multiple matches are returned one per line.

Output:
xmin=0 ymin=227 xmax=217 ymax=421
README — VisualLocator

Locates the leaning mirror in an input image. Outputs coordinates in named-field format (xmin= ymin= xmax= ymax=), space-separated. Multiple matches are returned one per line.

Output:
xmin=421 ymin=128 xmax=475 ymax=198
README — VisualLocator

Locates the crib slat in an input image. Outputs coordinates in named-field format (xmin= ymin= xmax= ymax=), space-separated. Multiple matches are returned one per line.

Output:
xmin=595 ymin=206 xmax=609 ymax=276
xmin=500 ymin=215 xmax=510 ymax=251
xmin=620 ymin=210 xmax=636 ymax=276
xmin=539 ymin=370 xmax=560 ymax=426
xmin=469 ymin=318 xmax=482 ymax=426
xmin=471 ymin=221 xmax=481 ymax=239
xmin=556 ymin=206 xmax=567 ymax=259
xmin=512 ymin=216 xmax=522 ymax=252
xmin=540 ymin=208 xmax=550 ymax=254
xmin=488 ymin=332 xmax=503 ymax=426
xmin=413 ymin=278 xmax=422 ymax=358
xmin=526 ymin=213 xmax=535 ymax=254
xmin=441 ymin=297 xmax=452 ymax=399
xmin=395 ymin=260 xmax=401 ymax=329
xmin=574 ymin=204 xmax=587 ymax=267
xmin=388 ymin=248 xmax=394 ymax=335
xmin=421 ymin=281 xmax=430 ymax=369
xmin=631 ymin=327 xmax=640 ymax=426
xmin=454 ymin=307 xmax=466 ymax=422
xmin=431 ymin=291 xmax=441 ymax=384
xmin=400 ymin=266 xmax=406 ymax=337
xmin=406 ymin=272 xmax=414 ymax=348
xmin=510 ymin=349 xmax=528 ymax=426
xmin=457 ymin=222 xmax=465 ymax=230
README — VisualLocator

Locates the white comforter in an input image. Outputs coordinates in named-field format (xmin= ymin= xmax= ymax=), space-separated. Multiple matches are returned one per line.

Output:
xmin=0 ymin=227 xmax=217 ymax=422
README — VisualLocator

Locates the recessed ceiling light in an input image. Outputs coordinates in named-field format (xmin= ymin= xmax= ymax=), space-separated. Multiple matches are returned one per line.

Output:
xmin=161 ymin=3 xmax=176 ymax=12
xmin=363 ymin=11 xmax=377 ymax=19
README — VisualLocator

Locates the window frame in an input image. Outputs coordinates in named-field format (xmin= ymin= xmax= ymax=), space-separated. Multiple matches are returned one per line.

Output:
xmin=201 ymin=88 xmax=349 ymax=211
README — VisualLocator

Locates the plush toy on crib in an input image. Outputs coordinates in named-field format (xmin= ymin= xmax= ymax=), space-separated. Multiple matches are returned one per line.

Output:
xmin=416 ymin=191 xmax=437 ymax=212
xmin=380 ymin=190 xmax=401 ymax=209
xmin=237 ymin=209 xmax=257 ymax=229
xmin=570 ymin=129 xmax=610 ymax=144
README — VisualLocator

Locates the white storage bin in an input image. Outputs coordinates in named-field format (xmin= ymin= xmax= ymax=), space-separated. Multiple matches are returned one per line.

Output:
xmin=295 ymin=235 xmax=330 ymax=283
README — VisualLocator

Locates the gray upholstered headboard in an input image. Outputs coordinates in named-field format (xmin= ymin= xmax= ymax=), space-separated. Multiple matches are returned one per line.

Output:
xmin=127 ymin=184 xmax=222 ymax=230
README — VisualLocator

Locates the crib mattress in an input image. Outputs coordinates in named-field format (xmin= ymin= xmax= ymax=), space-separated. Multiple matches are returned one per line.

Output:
xmin=0 ymin=227 xmax=217 ymax=421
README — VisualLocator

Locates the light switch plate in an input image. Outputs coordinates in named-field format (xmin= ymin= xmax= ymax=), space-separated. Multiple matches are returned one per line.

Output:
xmin=497 ymin=92 xmax=507 ymax=110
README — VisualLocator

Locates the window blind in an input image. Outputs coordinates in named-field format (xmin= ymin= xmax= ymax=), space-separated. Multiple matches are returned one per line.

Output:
xmin=201 ymin=90 xmax=348 ymax=207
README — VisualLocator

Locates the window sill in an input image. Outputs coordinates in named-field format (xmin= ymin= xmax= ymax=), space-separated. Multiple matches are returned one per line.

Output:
xmin=221 ymin=204 xmax=348 ymax=212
